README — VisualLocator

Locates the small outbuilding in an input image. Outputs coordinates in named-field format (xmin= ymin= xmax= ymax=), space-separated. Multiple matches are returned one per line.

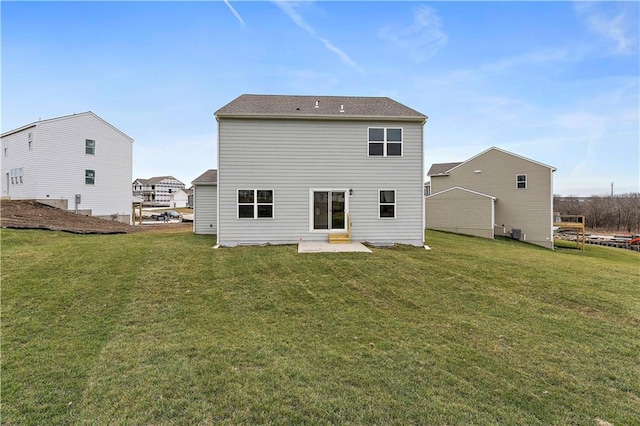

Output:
xmin=191 ymin=169 xmax=217 ymax=235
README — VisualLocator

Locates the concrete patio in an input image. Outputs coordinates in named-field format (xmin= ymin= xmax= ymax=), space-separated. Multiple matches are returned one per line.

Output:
xmin=298 ymin=241 xmax=372 ymax=253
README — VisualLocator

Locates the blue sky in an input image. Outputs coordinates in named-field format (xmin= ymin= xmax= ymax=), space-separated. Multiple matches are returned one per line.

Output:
xmin=2 ymin=1 xmax=638 ymax=196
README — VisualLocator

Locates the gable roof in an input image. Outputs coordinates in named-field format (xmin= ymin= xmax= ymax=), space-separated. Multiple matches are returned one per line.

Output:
xmin=215 ymin=94 xmax=427 ymax=122
xmin=1 ymin=111 xmax=134 ymax=141
xmin=427 ymin=162 xmax=463 ymax=176
xmin=192 ymin=169 xmax=218 ymax=185
xmin=428 ymin=146 xmax=556 ymax=177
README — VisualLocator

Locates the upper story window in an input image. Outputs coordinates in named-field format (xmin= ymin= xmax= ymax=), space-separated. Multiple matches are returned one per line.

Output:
xmin=368 ymin=127 xmax=403 ymax=157
xmin=3 ymin=140 xmax=8 ymax=157
xmin=379 ymin=190 xmax=396 ymax=218
xmin=28 ymin=132 xmax=33 ymax=150
xmin=85 ymin=139 xmax=96 ymax=155
xmin=516 ymin=174 xmax=527 ymax=189
xmin=85 ymin=169 xmax=95 ymax=185
xmin=238 ymin=189 xmax=274 ymax=219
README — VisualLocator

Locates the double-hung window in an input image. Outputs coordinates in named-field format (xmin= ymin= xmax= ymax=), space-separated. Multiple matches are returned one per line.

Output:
xmin=516 ymin=174 xmax=527 ymax=189
xmin=28 ymin=132 xmax=33 ymax=150
xmin=85 ymin=169 xmax=95 ymax=185
xmin=85 ymin=139 xmax=96 ymax=155
xmin=238 ymin=189 xmax=274 ymax=219
xmin=368 ymin=128 xmax=402 ymax=157
xmin=10 ymin=168 xmax=23 ymax=184
xmin=379 ymin=190 xmax=396 ymax=218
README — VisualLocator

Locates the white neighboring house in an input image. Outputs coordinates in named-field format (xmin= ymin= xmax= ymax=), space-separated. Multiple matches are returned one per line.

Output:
xmin=170 ymin=188 xmax=188 ymax=208
xmin=215 ymin=94 xmax=427 ymax=246
xmin=1 ymin=111 xmax=134 ymax=223
xmin=191 ymin=169 xmax=217 ymax=235
xmin=132 ymin=176 xmax=185 ymax=207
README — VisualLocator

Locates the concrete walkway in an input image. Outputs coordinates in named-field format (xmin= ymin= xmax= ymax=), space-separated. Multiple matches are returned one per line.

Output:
xmin=298 ymin=241 xmax=372 ymax=253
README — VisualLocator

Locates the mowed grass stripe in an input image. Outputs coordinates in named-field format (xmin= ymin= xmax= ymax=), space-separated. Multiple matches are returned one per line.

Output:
xmin=2 ymin=228 xmax=638 ymax=424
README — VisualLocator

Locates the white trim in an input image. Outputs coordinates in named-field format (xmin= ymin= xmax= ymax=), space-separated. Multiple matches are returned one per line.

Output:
xmin=516 ymin=174 xmax=527 ymax=189
xmin=237 ymin=189 xmax=274 ymax=219
xmin=378 ymin=189 xmax=397 ymax=219
xmin=367 ymin=127 xmax=403 ymax=157
xmin=426 ymin=186 xmax=497 ymax=200
xmin=0 ymin=112 xmax=134 ymax=142
xmin=85 ymin=139 xmax=96 ymax=155
xmin=308 ymin=189 xmax=349 ymax=233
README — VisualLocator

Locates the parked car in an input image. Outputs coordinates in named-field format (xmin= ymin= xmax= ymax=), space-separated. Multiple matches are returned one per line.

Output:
xmin=156 ymin=210 xmax=182 ymax=221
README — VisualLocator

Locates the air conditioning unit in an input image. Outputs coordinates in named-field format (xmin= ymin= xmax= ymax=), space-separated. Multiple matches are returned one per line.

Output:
xmin=511 ymin=229 xmax=522 ymax=240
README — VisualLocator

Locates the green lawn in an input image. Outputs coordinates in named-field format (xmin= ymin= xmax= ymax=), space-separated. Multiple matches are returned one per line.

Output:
xmin=2 ymin=228 xmax=638 ymax=424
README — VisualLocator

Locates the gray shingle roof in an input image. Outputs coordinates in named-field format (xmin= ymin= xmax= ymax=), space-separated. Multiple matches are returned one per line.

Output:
xmin=427 ymin=162 xmax=463 ymax=176
xmin=133 ymin=176 xmax=182 ymax=185
xmin=192 ymin=169 xmax=218 ymax=184
xmin=215 ymin=94 xmax=426 ymax=120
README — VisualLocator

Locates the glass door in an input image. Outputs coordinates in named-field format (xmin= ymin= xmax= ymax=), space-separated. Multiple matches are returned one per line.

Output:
xmin=313 ymin=190 xmax=346 ymax=231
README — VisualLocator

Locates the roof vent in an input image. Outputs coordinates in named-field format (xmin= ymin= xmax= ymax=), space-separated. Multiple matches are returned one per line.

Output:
xmin=315 ymin=100 xmax=319 ymax=108
xmin=340 ymin=104 xmax=345 ymax=113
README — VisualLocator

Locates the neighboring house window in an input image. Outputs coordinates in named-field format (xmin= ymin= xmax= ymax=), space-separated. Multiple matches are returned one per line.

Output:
xmin=238 ymin=189 xmax=274 ymax=219
xmin=28 ymin=132 xmax=33 ymax=150
xmin=3 ymin=140 xmax=7 ymax=157
xmin=516 ymin=174 xmax=527 ymax=189
xmin=85 ymin=169 xmax=95 ymax=185
xmin=368 ymin=127 xmax=402 ymax=157
xmin=379 ymin=190 xmax=396 ymax=218
xmin=85 ymin=139 xmax=96 ymax=155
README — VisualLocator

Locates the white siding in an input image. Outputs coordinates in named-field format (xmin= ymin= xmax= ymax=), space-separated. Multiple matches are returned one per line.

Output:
xmin=1 ymin=113 xmax=133 ymax=221
xmin=194 ymin=184 xmax=217 ymax=234
xmin=1 ymin=126 xmax=38 ymax=199
xmin=218 ymin=118 xmax=424 ymax=246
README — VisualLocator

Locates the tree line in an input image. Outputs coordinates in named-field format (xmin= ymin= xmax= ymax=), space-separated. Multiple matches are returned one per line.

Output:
xmin=554 ymin=193 xmax=640 ymax=233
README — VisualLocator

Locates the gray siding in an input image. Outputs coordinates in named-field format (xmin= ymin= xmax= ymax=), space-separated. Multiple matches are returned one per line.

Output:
xmin=218 ymin=118 xmax=424 ymax=246
xmin=426 ymin=188 xmax=494 ymax=239
xmin=431 ymin=148 xmax=554 ymax=249
xmin=193 ymin=184 xmax=217 ymax=234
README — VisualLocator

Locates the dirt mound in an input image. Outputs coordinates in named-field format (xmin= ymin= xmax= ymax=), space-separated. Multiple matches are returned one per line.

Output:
xmin=1 ymin=200 xmax=192 ymax=235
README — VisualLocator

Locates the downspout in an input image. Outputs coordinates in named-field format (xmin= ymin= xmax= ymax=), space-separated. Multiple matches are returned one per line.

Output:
xmin=215 ymin=115 xmax=221 ymax=247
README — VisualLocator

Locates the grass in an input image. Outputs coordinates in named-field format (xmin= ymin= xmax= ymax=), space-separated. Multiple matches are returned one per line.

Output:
xmin=1 ymin=228 xmax=638 ymax=424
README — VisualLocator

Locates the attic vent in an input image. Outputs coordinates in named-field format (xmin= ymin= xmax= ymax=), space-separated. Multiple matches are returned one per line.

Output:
xmin=315 ymin=100 xmax=319 ymax=108
xmin=340 ymin=104 xmax=345 ymax=113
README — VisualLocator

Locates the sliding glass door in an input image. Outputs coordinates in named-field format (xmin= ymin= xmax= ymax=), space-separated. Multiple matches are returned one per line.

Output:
xmin=312 ymin=190 xmax=346 ymax=231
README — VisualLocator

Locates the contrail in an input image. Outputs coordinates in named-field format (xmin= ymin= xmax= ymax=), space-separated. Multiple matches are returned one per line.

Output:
xmin=224 ymin=0 xmax=245 ymax=26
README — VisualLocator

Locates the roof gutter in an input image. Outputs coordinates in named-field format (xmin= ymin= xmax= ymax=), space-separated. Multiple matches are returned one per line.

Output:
xmin=215 ymin=113 xmax=427 ymax=123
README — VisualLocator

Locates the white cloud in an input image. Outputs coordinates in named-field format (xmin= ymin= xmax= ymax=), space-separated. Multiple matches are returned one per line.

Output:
xmin=479 ymin=49 xmax=573 ymax=73
xmin=574 ymin=2 xmax=638 ymax=55
xmin=379 ymin=5 xmax=447 ymax=63
xmin=223 ymin=0 xmax=245 ymax=26
xmin=272 ymin=1 xmax=363 ymax=73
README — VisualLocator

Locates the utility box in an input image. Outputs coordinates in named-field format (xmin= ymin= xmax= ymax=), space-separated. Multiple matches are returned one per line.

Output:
xmin=75 ymin=194 xmax=81 ymax=204
xmin=511 ymin=229 xmax=522 ymax=240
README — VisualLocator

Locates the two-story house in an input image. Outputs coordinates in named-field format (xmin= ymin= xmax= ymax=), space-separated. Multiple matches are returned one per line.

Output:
xmin=132 ymin=176 xmax=185 ymax=207
xmin=1 ymin=112 xmax=134 ymax=223
xmin=425 ymin=146 xmax=556 ymax=249
xmin=214 ymin=94 xmax=427 ymax=247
